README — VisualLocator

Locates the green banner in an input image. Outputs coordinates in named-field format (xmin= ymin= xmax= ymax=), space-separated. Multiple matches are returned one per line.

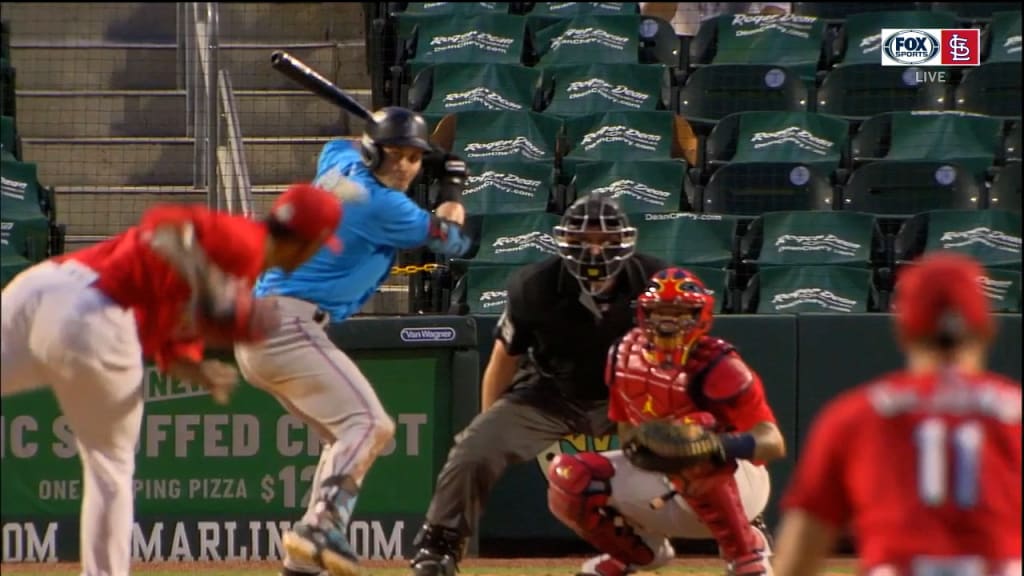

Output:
xmin=410 ymin=14 xmax=526 ymax=67
xmin=840 ymin=10 xmax=960 ymax=65
xmin=461 ymin=160 xmax=554 ymax=215
xmin=452 ymin=110 xmax=562 ymax=162
xmin=886 ymin=111 xmax=1003 ymax=180
xmin=565 ymin=110 xmax=675 ymax=161
xmin=421 ymin=63 xmax=540 ymax=119
xmin=988 ymin=11 xmax=1022 ymax=63
xmin=533 ymin=14 xmax=640 ymax=67
xmin=749 ymin=210 xmax=878 ymax=267
xmin=731 ymin=111 xmax=847 ymax=175
xmin=714 ymin=14 xmax=824 ymax=81
xmin=924 ymin=209 xmax=1022 ymax=270
xmin=570 ymin=159 xmax=686 ymax=213
xmin=1 ymin=350 xmax=450 ymax=560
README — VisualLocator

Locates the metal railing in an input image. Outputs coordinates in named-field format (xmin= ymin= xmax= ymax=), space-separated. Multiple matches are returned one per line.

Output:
xmin=183 ymin=2 xmax=222 ymax=210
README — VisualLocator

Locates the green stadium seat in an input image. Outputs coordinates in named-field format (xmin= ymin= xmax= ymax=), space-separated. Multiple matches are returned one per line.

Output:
xmin=1004 ymin=120 xmax=1021 ymax=162
xmin=567 ymin=159 xmax=690 ymax=213
xmin=446 ymin=110 xmax=562 ymax=162
xmin=978 ymin=266 xmax=1021 ymax=312
xmin=460 ymin=160 xmax=555 ymax=215
xmin=564 ymin=110 xmax=678 ymax=161
xmin=449 ymin=263 xmax=521 ymax=315
xmin=1 ymin=243 xmax=33 ymax=289
xmin=742 ymin=211 xmax=885 ymax=267
xmin=851 ymin=111 xmax=1004 ymax=181
xmin=743 ymin=265 xmax=878 ymax=314
xmin=0 ymin=58 xmax=14 ymax=120
xmin=984 ymin=11 xmax=1022 ymax=62
xmin=633 ymin=212 xmax=738 ymax=268
xmin=989 ymin=160 xmax=1021 ymax=212
xmin=403 ymin=2 xmax=509 ymax=14
xmin=678 ymin=64 xmax=809 ymax=129
xmin=700 ymin=13 xmax=827 ymax=84
xmin=462 ymin=212 xmax=562 ymax=264
xmin=408 ymin=63 xmax=542 ymax=127
xmin=539 ymin=62 xmax=669 ymax=117
xmin=683 ymin=265 xmax=732 ymax=313
xmin=404 ymin=14 xmax=528 ymax=77
xmin=1 ymin=159 xmax=44 ymax=215
xmin=704 ymin=111 xmax=849 ymax=182
xmin=528 ymin=2 xmax=639 ymax=17
xmin=1 ymin=114 xmax=18 ymax=161
xmin=955 ymin=62 xmax=1023 ymax=119
xmin=816 ymin=64 xmax=950 ymax=121
xmin=532 ymin=14 xmax=641 ymax=67
xmin=702 ymin=162 xmax=835 ymax=216
xmin=895 ymin=209 xmax=1022 ymax=269
xmin=841 ymin=161 xmax=983 ymax=216
xmin=792 ymin=2 xmax=920 ymax=21
xmin=833 ymin=11 xmax=961 ymax=66
xmin=931 ymin=2 xmax=1020 ymax=22
xmin=1 ymin=159 xmax=51 ymax=263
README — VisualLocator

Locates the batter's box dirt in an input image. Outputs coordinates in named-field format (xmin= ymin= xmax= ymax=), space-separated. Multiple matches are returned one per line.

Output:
xmin=1 ymin=557 xmax=857 ymax=575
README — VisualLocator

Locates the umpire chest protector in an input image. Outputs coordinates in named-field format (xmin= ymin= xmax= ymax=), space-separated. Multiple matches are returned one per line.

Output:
xmin=504 ymin=253 xmax=667 ymax=402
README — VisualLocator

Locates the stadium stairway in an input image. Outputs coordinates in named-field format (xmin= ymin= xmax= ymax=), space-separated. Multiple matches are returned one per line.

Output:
xmin=3 ymin=2 xmax=371 ymax=250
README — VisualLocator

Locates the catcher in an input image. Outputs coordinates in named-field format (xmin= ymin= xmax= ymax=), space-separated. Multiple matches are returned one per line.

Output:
xmin=546 ymin=267 xmax=787 ymax=576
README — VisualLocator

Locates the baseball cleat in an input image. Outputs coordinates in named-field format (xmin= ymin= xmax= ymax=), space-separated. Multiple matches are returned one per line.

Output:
xmin=408 ymin=548 xmax=458 ymax=576
xmin=577 ymin=554 xmax=635 ymax=576
xmin=283 ymin=522 xmax=360 ymax=576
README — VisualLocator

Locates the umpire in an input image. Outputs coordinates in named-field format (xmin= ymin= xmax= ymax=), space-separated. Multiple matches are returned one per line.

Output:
xmin=409 ymin=194 xmax=669 ymax=576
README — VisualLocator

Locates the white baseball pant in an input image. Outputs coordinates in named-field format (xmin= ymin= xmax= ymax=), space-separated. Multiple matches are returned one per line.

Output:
xmin=1 ymin=260 xmax=144 ymax=576
xmin=234 ymin=296 xmax=395 ymax=572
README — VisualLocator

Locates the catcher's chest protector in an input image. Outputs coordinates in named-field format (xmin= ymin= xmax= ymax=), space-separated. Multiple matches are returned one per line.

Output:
xmin=613 ymin=332 xmax=734 ymax=426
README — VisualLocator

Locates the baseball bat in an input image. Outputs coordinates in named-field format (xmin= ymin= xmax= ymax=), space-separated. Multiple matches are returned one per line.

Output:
xmin=270 ymin=50 xmax=376 ymax=127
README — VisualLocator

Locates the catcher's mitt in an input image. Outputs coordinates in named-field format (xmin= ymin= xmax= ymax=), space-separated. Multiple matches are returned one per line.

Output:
xmin=622 ymin=420 xmax=726 ymax=474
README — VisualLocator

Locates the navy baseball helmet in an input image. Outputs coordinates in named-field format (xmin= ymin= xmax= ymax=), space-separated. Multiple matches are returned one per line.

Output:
xmin=360 ymin=107 xmax=433 ymax=170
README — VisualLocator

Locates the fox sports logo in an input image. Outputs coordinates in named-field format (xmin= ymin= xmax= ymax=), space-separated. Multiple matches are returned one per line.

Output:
xmin=884 ymin=30 xmax=940 ymax=65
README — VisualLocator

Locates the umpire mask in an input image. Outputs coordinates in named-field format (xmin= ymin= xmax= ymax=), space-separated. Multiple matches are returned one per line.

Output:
xmin=553 ymin=194 xmax=637 ymax=295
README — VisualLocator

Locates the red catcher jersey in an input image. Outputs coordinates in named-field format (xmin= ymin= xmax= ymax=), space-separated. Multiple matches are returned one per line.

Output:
xmin=607 ymin=329 xmax=777 ymax=434
xmin=782 ymin=369 xmax=1022 ymax=571
xmin=53 ymin=204 xmax=267 ymax=370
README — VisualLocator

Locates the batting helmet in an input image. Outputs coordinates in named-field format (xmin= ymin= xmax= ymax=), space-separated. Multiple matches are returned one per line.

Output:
xmin=553 ymin=193 xmax=637 ymax=294
xmin=360 ymin=107 xmax=433 ymax=171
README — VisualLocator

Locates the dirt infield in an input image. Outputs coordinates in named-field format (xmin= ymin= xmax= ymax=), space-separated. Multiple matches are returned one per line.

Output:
xmin=1 ymin=557 xmax=858 ymax=575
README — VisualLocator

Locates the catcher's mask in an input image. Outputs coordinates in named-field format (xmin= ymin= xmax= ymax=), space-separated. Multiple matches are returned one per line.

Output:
xmin=553 ymin=194 xmax=637 ymax=295
xmin=636 ymin=268 xmax=714 ymax=366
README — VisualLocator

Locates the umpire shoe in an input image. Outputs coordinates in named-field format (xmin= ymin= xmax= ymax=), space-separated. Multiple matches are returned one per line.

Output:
xmin=408 ymin=523 xmax=464 ymax=576
xmin=280 ymin=569 xmax=326 ymax=576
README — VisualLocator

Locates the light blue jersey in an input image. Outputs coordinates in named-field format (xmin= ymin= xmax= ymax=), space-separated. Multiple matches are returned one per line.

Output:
xmin=254 ymin=140 xmax=431 ymax=322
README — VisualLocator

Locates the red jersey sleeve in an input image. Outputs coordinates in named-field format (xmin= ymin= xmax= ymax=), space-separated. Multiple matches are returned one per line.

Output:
xmin=705 ymin=354 xmax=777 ymax=433
xmin=153 ymin=338 xmax=205 ymax=373
xmin=780 ymin=389 xmax=864 ymax=529
xmin=606 ymin=339 xmax=627 ymax=423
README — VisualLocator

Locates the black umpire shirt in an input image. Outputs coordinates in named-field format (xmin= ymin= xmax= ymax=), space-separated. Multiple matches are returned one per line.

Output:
xmin=494 ymin=253 xmax=668 ymax=404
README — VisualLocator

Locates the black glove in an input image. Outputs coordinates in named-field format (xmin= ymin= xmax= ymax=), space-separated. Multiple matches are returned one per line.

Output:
xmin=622 ymin=420 xmax=728 ymax=474
xmin=439 ymin=153 xmax=468 ymax=203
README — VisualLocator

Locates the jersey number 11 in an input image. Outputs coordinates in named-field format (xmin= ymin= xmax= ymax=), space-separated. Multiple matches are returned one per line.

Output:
xmin=915 ymin=418 xmax=984 ymax=508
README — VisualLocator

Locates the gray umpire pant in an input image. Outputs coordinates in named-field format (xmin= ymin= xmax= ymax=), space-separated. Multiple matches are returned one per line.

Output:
xmin=425 ymin=384 xmax=615 ymax=538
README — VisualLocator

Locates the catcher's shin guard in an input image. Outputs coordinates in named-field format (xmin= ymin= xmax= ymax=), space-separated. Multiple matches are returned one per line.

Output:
xmin=546 ymin=453 xmax=657 ymax=567
xmin=682 ymin=477 xmax=770 ymax=576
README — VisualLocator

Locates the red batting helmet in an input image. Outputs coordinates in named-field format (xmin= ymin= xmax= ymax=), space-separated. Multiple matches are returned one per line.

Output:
xmin=892 ymin=252 xmax=994 ymax=347
xmin=636 ymin=267 xmax=715 ymax=365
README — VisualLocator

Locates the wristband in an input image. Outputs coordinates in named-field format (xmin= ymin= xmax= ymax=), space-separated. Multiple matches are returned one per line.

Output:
xmin=719 ymin=433 xmax=757 ymax=461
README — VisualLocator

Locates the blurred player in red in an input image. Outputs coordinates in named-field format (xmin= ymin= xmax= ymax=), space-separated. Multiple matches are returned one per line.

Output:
xmin=0 ymin=183 xmax=341 ymax=576
xmin=774 ymin=252 xmax=1022 ymax=576
xmin=547 ymin=267 xmax=787 ymax=576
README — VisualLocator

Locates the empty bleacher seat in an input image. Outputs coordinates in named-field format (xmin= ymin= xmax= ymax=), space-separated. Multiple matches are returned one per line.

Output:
xmin=568 ymin=159 xmax=690 ymax=213
xmin=816 ymin=64 xmax=949 ymax=120
xmin=403 ymin=14 xmax=528 ymax=77
xmin=633 ymin=212 xmax=738 ymax=268
xmin=984 ymin=11 xmax=1022 ymax=62
xmin=989 ymin=160 xmax=1021 ymax=212
xmin=841 ymin=161 xmax=983 ymax=216
xmin=704 ymin=111 xmax=849 ymax=182
xmin=702 ymin=162 xmax=835 ymax=216
xmin=462 ymin=212 xmax=562 ymax=264
xmin=532 ymin=14 xmax=642 ymax=67
xmin=978 ymin=266 xmax=1021 ymax=311
xmin=460 ymin=159 xmax=555 ymax=215
xmin=408 ymin=63 xmax=542 ymax=127
xmin=895 ymin=209 xmax=1021 ymax=269
xmin=743 ymin=265 xmax=878 ymax=313
xmin=678 ymin=64 xmax=809 ymax=129
xmin=742 ymin=210 xmax=885 ymax=267
xmin=955 ymin=62 xmax=1022 ymax=119
xmin=539 ymin=62 xmax=669 ymax=117
xmin=563 ymin=110 xmax=684 ymax=161
xmin=1 ymin=114 xmax=18 ymax=161
xmin=449 ymin=262 xmax=522 ymax=315
xmin=695 ymin=14 xmax=826 ymax=84
xmin=833 ymin=10 xmax=960 ymax=66
xmin=851 ymin=111 xmax=1004 ymax=181
xmin=441 ymin=110 xmax=562 ymax=163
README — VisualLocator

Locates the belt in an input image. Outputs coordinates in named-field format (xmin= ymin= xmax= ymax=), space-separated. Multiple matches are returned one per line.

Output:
xmin=275 ymin=296 xmax=330 ymax=326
